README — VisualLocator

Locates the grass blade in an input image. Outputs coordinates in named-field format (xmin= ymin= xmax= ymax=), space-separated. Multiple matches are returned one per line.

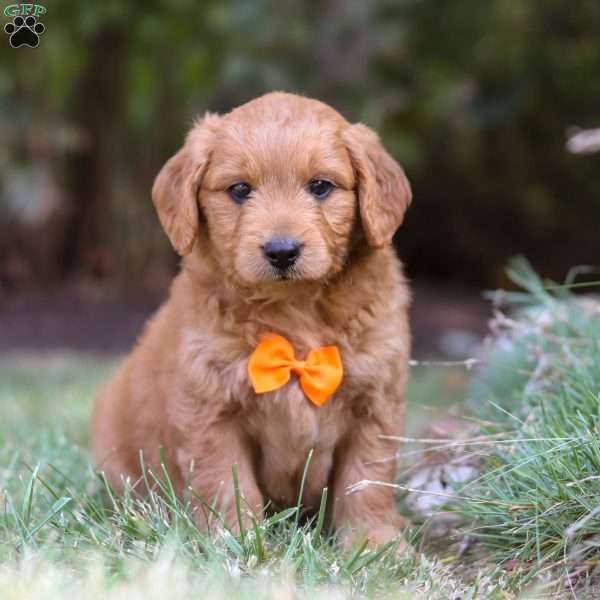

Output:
xmin=231 ymin=463 xmax=246 ymax=544
xmin=18 ymin=496 xmax=72 ymax=546
xmin=313 ymin=487 xmax=328 ymax=543
xmin=295 ymin=448 xmax=313 ymax=529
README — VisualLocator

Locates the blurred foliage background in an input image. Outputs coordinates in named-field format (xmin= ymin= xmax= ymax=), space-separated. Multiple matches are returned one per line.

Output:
xmin=1 ymin=0 xmax=599 ymax=293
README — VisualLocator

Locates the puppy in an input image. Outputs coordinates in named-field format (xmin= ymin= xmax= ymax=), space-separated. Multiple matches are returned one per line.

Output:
xmin=92 ymin=92 xmax=412 ymax=548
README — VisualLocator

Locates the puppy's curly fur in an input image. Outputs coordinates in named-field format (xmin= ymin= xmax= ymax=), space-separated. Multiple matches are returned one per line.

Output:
xmin=92 ymin=92 xmax=412 ymax=547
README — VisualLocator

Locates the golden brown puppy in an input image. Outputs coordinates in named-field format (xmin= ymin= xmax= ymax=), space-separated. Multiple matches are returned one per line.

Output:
xmin=92 ymin=92 xmax=412 ymax=548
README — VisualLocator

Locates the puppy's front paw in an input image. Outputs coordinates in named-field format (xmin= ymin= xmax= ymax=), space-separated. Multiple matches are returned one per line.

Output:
xmin=340 ymin=521 xmax=410 ymax=554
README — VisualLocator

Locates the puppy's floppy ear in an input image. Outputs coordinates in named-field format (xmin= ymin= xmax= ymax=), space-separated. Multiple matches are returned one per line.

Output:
xmin=152 ymin=113 xmax=220 ymax=255
xmin=343 ymin=123 xmax=412 ymax=248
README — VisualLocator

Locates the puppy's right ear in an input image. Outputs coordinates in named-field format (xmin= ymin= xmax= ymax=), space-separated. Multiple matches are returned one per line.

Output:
xmin=152 ymin=113 xmax=220 ymax=256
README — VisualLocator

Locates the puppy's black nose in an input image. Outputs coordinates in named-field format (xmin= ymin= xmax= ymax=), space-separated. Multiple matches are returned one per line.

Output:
xmin=263 ymin=238 xmax=301 ymax=270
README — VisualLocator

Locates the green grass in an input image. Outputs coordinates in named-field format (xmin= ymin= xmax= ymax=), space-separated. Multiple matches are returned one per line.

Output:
xmin=2 ymin=261 xmax=599 ymax=598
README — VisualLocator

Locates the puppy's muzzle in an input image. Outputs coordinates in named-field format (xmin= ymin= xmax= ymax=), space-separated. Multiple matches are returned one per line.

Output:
xmin=262 ymin=238 xmax=301 ymax=271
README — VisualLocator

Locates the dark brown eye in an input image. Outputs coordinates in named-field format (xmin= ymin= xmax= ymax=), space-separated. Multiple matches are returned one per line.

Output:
xmin=308 ymin=179 xmax=334 ymax=200
xmin=227 ymin=182 xmax=252 ymax=204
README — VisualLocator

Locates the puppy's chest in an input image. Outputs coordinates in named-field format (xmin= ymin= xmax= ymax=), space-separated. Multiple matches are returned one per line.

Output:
xmin=182 ymin=320 xmax=389 ymax=437
xmin=245 ymin=374 xmax=346 ymax=433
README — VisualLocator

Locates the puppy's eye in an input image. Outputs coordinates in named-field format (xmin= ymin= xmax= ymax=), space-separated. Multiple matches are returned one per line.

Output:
xmin=227 ymin=182 xmax=252 ymax=204
xmin=308 ymin=179 xmax=334 ymax=200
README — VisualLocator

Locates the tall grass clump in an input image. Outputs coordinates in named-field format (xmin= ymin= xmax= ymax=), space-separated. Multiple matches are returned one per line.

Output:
xmin=463 ymin=258 xmax=600 ymax=582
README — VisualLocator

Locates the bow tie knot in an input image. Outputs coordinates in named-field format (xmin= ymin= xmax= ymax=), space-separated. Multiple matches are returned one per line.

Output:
xmin=248 ymin=333 xmax=343 ymax=406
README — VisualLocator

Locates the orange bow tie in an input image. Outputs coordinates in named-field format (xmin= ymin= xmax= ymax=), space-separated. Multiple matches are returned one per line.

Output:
xmin=248 ymin=333 xmax=343 ymax=406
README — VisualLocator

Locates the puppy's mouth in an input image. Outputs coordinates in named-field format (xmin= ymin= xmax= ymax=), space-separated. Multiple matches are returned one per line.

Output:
xmin=234 ymin=239 xmax=332 ymax=286
xmin=269 ymin=265 xmax=298 ymax=281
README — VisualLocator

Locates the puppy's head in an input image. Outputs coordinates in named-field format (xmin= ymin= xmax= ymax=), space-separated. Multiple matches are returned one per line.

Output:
xmin=153 ymin=92 xmax=411 ymax=287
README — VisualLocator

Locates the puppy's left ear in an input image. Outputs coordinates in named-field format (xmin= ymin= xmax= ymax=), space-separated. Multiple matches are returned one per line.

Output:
xmin=152 ymin=113 xmax=220 ymax=255
xmin=343 ymin=123 xmax=412 ymax=248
